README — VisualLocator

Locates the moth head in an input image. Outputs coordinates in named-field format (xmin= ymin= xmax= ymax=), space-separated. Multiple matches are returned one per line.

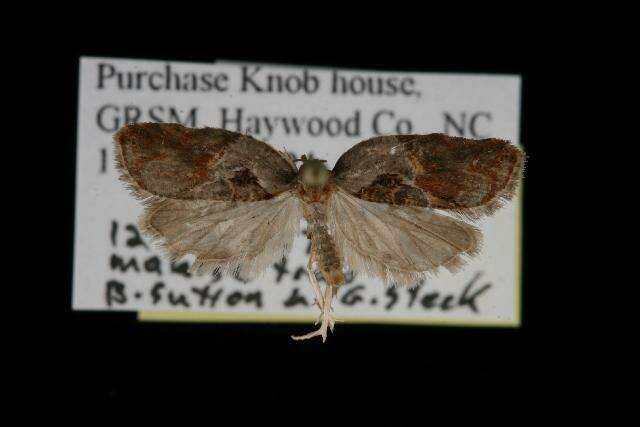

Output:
xmin=295 ymin=154 xmax=329 ymax=187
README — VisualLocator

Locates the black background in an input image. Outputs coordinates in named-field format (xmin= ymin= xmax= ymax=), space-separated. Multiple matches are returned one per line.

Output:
xmin=38 ymin=22 xmax=587 ymax=414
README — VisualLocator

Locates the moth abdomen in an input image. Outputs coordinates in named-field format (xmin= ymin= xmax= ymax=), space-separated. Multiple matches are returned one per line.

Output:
xmin=309 ymin=224 xmax=344 ymax=288
xmin=303 ymin=202 xmax=345 ymax=289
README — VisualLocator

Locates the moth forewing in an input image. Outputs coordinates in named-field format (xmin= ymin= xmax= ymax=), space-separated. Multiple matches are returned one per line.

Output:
xmin=332 ymin=133 xmax=524 ymax=221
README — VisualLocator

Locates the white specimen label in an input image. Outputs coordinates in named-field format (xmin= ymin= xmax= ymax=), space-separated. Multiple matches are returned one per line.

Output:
xmin=74 ymin=57 xmax=521 ymax=326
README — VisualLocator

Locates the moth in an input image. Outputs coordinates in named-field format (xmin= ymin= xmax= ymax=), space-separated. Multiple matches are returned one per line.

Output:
xmin=114 ymin=123 xmax=524 ymax=342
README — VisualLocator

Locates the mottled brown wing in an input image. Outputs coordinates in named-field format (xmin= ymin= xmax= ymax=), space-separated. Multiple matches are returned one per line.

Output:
xmin=332 ymin=134 xmax=524 ymax=219
xmin=115 ymin=122 xmax=297 ymax=201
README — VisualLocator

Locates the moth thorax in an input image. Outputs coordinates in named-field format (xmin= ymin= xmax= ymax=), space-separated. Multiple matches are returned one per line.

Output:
xmin=297 ymin=156 xmax=329 ymax=188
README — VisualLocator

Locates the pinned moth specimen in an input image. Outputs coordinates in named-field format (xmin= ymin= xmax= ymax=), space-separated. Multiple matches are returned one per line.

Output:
xmin=114 ymin=123 xmax=524 ymax=342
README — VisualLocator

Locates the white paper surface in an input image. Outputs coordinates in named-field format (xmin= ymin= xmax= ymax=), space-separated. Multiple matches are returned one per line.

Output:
xmin=74 ymin=57 xmax=521 ymax=326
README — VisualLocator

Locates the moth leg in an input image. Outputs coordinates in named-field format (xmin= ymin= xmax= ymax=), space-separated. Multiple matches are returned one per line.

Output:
xmin=323 ymin=285 xmax=340 ymax=333
xmin=307 ymin=255 xmax=324 ymax=313
xmin=291 ymin=282 xmax=337 ymax=343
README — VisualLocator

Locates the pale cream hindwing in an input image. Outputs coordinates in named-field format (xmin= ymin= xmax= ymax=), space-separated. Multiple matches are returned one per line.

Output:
xmin=327 ymin=188 xmax=482 ymax=286
xmin=140 ymin=191 xmax=302 ymax=279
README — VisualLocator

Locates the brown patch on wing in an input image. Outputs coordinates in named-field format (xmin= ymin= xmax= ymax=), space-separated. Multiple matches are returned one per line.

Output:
xmin=355 ymin=173 xmax=429 ymax=206
xmin=115 ymin=122 xmax=297 ymax=201
xmin=229 ymin=168 xmax=273 ymax=201
xmin=332 ymin=133 xmax=524 ymax=219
